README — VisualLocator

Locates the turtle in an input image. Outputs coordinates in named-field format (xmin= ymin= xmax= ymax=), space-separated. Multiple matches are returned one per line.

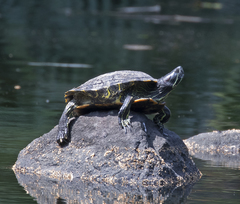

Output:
xmin=57 ymin=66 xmax=184 ymax=145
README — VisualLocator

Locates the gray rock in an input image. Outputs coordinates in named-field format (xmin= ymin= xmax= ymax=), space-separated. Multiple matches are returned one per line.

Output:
xmin=13 ymin=110 xmax=201 ymax=189
xmin=184 ymin=129 xmax=240 ymax=168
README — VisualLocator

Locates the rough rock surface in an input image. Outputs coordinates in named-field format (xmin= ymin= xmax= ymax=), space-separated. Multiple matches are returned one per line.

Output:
xmin=184 ymin=129 xmax=240 ymax=168
xmin=13 ymin=110 xmax=201 ymax=188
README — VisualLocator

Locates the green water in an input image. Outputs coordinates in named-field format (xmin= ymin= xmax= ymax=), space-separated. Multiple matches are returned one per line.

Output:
xmin=1 ymin=1 xmax=240 ymax=203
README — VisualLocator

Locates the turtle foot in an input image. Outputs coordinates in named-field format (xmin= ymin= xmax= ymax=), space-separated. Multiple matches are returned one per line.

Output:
xmin=158 ymin=125 xmax=168 ymax=136
xmin=57 ymin=130 xmax=70 ymax=145
xmin=57 ymin=116 xmax=76 ymax=146
xmin=57 ymin=137 xmax=70 ymax=146
xmin=119 ymin=118 xmax=132 ymax=133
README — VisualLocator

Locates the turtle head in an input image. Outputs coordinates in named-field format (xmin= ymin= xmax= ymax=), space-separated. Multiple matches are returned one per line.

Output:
xmin=155 ymin=66 xmax=184 ymax=102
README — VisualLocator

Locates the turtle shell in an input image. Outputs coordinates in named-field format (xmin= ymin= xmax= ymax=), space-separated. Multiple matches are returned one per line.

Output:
xmin=64 ymin=70 xmax=164 ymax=115
xmin=65 ymin=71 xmax=156 ymax=101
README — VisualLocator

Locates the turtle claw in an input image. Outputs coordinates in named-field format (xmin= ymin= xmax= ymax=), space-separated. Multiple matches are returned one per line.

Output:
xmin=119 ymin=118 xmax=132 ymax=133
xmin=122 ymin=118 xmax=131 ymax=127
xmin=57 ymin=129 xmax=70 ymax=145
xmin=57 ymin=136 xmax=69 ymax=145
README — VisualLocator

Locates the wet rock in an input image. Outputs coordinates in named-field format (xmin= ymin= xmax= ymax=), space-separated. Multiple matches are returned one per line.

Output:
xmin=13 ymin=110 xmax=201 ymax=189
xmin=184 ymin=129 xmax=240 ymax=168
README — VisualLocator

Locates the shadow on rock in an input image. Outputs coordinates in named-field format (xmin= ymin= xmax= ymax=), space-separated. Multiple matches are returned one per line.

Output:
xmin=184 ymin=129 xmax=240 ymax=169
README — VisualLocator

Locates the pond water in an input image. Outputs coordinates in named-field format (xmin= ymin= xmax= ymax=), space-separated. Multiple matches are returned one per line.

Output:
xmin=1 ymin=1 xmax=240 ymax=203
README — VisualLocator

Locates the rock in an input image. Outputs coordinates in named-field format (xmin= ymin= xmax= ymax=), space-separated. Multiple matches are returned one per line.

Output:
xmin=184 ymin=129 xmax=240 ymax=168
xmin=13 ymin=110 xmax=201 ymax=189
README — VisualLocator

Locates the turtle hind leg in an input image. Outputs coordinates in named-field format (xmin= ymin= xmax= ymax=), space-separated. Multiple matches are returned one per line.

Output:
xmin=153 ymin=106 xmax=171 ymax=134
xmin=57 ymin=101 xmax=77 ymax=145
xmin=118 ymin=95 xmax=135 ymax=133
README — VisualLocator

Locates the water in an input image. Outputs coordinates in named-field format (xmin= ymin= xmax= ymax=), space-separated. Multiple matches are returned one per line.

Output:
xmin=1 ymin=1 xmax=240 ymax=203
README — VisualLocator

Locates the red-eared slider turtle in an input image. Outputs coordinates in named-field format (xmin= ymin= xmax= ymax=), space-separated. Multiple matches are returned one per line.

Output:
xmin=57 ymin=66 xmax=184 ymax=145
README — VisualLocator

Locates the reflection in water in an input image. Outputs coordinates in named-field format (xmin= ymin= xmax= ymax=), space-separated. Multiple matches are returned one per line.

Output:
xmin=27 ymin=62 xmax=92 ymax=68
xmin=210 ymin=66 xmax=240 ymax=130
xmin=14 ymin=172 xmax=195 ymax=204
xmin=188 ymin=145 xmax=240 ymax=170
xmin=118 ymin=5 xmax=161 ymax=13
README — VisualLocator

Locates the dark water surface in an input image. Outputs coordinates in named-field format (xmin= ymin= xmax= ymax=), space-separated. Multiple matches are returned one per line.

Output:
xmin=1 ymin=1 xmax=240 ymax=203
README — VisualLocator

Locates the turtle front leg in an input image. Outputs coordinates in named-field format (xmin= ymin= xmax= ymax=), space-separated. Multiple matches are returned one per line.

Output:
xmin=57 ymin=101 xmax=77 ymax=145
xmin=153 ymin=106 xmax=171 ymax=133
xmin=118 ymin=95 xmax=135 ymax=132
